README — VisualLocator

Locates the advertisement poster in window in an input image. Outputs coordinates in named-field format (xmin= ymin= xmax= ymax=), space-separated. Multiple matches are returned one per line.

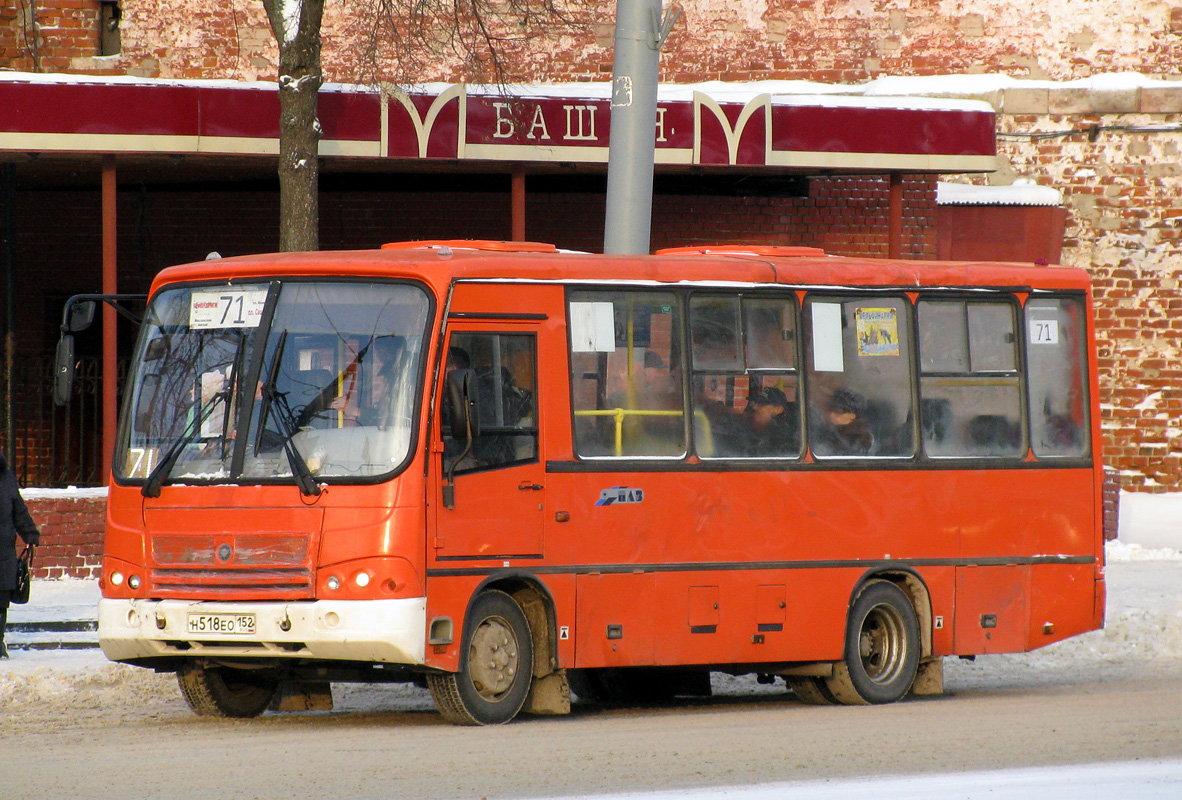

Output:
xmin=856 ymin=308 xmax=900 ymax=357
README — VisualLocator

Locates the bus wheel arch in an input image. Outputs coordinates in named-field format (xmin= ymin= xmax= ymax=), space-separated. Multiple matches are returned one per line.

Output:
xmin=851 ymin=568 xmax=934 ymax=658
xmin=825 ymin=576 xmax=922 ymax=705
xmin=428 ymin=588 xmax=535 ymax=725
xmin=496 ymin=576 xmax=571 ymax=716
xmin=469 ymin=572 xmax=561 ymax=679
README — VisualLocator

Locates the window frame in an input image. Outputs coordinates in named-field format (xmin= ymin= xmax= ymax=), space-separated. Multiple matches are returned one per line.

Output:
xmin=916 ymin=295 xmax=1026 ymax=461
xmin=688 ymin=290 xmax=803 ymax=461
xmin=566 ymin=287 xmax=689 ymax=461
xmin=1022 ymin=292 xmax=1092 ymax=461
xmin=802 ymin=292 xmax=918 ymax=461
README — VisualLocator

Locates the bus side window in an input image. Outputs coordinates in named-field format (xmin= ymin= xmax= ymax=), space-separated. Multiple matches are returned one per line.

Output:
xmin=804 ymin=297 xmax=915 ymax=459
xmin=1025 ymin=297 xmax=1090 ymax=458
xmin=917 ymin=300 xmax=1023 ymax=459
xmin=569 ymin=290 xmax=686 ymax=458
xmin=443 ymin=332 xmax=538 ymax=473
xmin=691 ymin=294 xmax=801 ymax=460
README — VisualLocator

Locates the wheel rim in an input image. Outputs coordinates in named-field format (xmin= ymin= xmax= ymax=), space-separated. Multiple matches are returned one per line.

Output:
xmin=467 ymin=615 xmax=520 ymax=703
xmin=858 ymin=603 xmax=908 ymax=686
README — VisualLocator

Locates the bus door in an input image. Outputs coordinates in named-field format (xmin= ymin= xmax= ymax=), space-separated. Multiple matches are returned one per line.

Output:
xmin=433 ymin=325 xmax=544 ymax=559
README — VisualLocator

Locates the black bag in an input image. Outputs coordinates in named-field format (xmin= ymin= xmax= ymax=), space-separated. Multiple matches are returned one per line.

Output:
xmin=11 ymin=545 xmax=33 ymax=605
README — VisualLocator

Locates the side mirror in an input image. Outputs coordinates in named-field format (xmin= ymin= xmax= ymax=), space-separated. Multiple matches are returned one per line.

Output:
xmin=52 ymin=334 xmax=76 ymax=406
xmin=446 ymin=368 xmax=481 ymax=440
xmin=67 ymin=300 xmax=97 ymax=332
xmin=143 ymin=336 xmax=170 ymax=363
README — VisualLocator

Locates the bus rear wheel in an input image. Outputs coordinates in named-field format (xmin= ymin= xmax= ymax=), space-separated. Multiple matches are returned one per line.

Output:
xmin=428 ymin=590 xmax=534 ymax=725
xmin=787 ymin=677 xmax=837 ymax=705
xmin=825 ymin=580 xmax=920 ymax=705
xmin=177 ymin=662 xmax=279 ymax=718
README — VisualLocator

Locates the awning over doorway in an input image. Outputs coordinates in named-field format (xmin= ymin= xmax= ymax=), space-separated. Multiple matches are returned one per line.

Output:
xmin=0 ymin=75 xmax=996 ymax=173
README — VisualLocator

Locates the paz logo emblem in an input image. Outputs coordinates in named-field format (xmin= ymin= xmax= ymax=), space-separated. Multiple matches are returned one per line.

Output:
xmin=595 ymin=486 xmax=645 ymax=506
xmin=216 ymin=543 xmax=233 ymax=562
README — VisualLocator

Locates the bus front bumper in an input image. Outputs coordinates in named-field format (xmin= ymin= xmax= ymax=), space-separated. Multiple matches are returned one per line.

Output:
xmin=98 ymin=597 xmax=427 ymax=666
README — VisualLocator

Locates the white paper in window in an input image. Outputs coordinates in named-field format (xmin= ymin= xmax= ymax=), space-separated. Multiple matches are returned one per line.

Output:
xmin=811 ymin=303 xmax=845 ymax=372
xmin=1029 ymin=319 xmax=1059 ymax=345
xmin=570 ymin=302 xmax=616 ymax=353
xmin=190 ymin=288 xmax=268 ymax=329
xmin=199 ymin=369 xmax=228 ymax=438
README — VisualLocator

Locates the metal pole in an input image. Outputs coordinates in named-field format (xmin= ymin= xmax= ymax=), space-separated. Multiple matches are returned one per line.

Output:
xmin=102 ymin=156 xmax=118 ymax=483
xmin=604 ymin=0 xmax=674 ymax=255
xmin=511 ymin=169 xmax=526 ymax=242
xmin=1 ymin=164 xmax=14 ymax=466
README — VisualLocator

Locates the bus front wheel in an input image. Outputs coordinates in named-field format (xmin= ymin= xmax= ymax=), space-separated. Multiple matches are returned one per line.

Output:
xmin=825 ymin=580 xmax=920 ymax=705
xmin=428 ymin=590 xmax=534 ymax=725
xmin=177 ymin=662 xmax=279 ymax=718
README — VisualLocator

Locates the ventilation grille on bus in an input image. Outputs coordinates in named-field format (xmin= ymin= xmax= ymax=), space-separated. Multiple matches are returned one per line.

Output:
xmin=149 ymin=535 xmax=314 ymax=597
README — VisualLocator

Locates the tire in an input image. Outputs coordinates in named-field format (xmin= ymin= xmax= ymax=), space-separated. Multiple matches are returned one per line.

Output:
xmin=825 ymin=580 xmax=920 ymax=705
xmin=177 ymin=662 xmax=279 ymax=718
xmin=787 ymin=677 xmax=837 ymax=705
xmin=428 ymin=590 xmax=534 ymax=725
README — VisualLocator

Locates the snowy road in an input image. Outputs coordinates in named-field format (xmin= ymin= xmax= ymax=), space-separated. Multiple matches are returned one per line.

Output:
xmin=1 ymin=554 xmax=1180 ymax=799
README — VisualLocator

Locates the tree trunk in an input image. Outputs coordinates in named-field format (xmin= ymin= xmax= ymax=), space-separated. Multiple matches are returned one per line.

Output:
xmin=262 ymin=0 xmax=325 ymax=252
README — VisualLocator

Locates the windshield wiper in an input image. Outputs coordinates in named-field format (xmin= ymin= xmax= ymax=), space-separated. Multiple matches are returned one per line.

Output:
xmin=142 ymin=388 xmax=231 ymax=498
xmin=255 ymin=330 xmax=322 ymax=497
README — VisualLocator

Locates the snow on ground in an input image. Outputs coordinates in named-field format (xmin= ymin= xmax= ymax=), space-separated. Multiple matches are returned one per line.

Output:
xmin=536 ymin=759 xmax=1182 ymax=800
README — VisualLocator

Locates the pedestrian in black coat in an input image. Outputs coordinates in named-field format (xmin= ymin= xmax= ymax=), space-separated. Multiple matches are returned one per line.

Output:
xmin=0 ymin=449 xmax=40 ymax=658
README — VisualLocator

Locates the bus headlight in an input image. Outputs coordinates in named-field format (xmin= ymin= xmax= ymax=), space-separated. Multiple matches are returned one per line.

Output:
xmin=326 ymin=575 xmax=341 ymax=591
xmin=128 ymin=575 xmax=142 ymax=590
xmin=354 ymin=571 xmax=371 ymax=588
xmin=110 ymin=571 xmax=125 ymax=586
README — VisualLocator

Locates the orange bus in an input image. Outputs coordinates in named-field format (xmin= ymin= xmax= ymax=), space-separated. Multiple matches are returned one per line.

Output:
xmin=90 ymin=240 xmax=1106 ymax=724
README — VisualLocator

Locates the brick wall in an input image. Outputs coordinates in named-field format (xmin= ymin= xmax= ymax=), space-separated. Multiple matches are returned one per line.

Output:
xmin=6 ymin=1 xmax=1175 ymax=84
xmin=944 ymin=86 xmax=1182 ymax=492
xmin=0 ymin=0 xmax=108 ymax=74
xmin=21 ymin=495 xmax=106 ymax=579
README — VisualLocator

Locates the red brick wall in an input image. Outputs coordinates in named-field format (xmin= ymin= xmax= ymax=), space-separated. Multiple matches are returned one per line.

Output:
xmin=974 ymin=89 xmax=1182 ymax=492
xmin=0 ymin=0 xmax=107 ymax=73
xmin=22 ymin=495 xmax=106 ymax=579
xmin=7 ymin=1 xmax=1172 ymax=84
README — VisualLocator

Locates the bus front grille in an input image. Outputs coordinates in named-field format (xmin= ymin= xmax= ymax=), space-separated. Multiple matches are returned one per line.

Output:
xmin=149 ymin=534 xmax=314 ymax=597
xmin=149 ymin=567 xmax=313 ymax=596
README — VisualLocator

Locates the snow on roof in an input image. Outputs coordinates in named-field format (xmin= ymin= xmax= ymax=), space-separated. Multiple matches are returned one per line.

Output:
xmin=2 ymin=70 xmax=1176 ymax=110
xmin=937 ymin=179 xmax=1063 ymax=207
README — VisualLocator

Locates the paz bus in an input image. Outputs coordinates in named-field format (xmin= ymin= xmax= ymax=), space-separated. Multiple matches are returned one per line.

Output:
xmin=82 ymin=240 xmax=1106 ymax=724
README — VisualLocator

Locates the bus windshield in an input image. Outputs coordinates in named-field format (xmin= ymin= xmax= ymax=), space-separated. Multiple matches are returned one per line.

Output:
xmin=117 ymin=280 xmax=431 ymax=486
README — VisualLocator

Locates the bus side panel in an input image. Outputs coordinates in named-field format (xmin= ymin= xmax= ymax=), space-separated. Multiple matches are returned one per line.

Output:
xmin=423 ymin=574 xmax=486 ymax=672
xmin=574 ymin=573 xmax=656 ymax=667
xmin=918 ymin=565 xmax=956 ymax=657
xmin=651 ymin=569 xmax=851 ymax=666
xmin=1026 ymin=562 xmax=1099 ymax=649
xmin=953 ymin=565 xmax=1028 ymax=655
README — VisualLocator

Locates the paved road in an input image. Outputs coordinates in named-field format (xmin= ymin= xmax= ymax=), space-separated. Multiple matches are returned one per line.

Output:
xmin=5 ymin=652 xmax=1182 ymax=800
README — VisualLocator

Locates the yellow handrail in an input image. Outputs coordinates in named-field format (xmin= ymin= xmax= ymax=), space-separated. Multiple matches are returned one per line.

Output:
xmin=574 ymin=407 xmax=684 ymax=456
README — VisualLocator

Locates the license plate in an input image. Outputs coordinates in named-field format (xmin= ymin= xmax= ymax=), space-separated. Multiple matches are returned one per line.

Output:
xmin=187 ymin=613 xmax=257 ymax=635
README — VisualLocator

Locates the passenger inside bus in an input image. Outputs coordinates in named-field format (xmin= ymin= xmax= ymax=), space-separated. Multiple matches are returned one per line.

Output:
xmin=295 ymin=336 xmax=405 ymax=429
xmin=810 ymin=387 xmax=874 ymax=457
xmin=328 ymin=336 xmax=405 ymax=428
xmin=740 ymin=385 xmax=798 ymax=457
xmin=605 ymin=350 xmax=684 ymax=456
